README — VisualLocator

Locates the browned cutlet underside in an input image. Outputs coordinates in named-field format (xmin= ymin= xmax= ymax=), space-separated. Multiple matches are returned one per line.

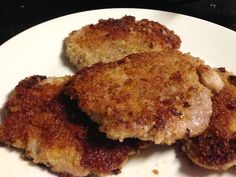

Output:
xmin=182 ymin=68 xmax=236 ymax=170
xmin=65 ymin=15 xmax=181 ymax=70
xmin=64 ymin=50 xmax=215 ymax=145
xmin=0 ymin=76 xmax=148 ymax=177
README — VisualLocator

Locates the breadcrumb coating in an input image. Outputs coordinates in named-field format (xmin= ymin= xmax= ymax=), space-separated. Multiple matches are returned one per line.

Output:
xmin=65 ymin=15 xmax=181 ymax=70
xmin=182 ymin=68 xmax=236 ymax=170
xmin=0 ymin=76 xmax=149 ymax=177
xmin=64 ymin=50 xmax=215 ymax=145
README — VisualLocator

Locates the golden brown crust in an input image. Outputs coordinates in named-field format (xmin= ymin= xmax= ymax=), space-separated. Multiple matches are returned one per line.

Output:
xmin=0 ymin=76 xmax=149 ymax=177
xmin=65 ymin=16 xmax=181 ymax=70
xmin=182 ymin=68 xmax=236 ymax=170
xmin=65 ymin=50 xmax=212 ymax=145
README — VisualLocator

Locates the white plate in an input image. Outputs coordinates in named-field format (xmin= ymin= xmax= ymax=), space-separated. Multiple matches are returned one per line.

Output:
xmin=0 ymin=8 xmax=236 ymax=177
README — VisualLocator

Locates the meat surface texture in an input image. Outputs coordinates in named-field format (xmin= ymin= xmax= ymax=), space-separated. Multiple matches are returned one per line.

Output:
xmin=182 ymin=68 xmax=236 ymax=170
xmin=65 ymin=50 xmax=215 ymax=145
xmin=0 ymin=76 xmax=148 ymax=177
xmin=65 ymin=15 xmax=181 ymax=70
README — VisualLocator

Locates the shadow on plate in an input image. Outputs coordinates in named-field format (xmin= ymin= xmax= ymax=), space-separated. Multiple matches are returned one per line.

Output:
xmin=130 ymin=144 xmax=172 ymax=162
xmin=0 ymin=89 xmax=14 ymax=123
xmin=60 ymin=38 xmax=77 ymax=74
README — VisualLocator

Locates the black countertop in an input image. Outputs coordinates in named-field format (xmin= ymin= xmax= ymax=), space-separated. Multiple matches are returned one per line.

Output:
xmin=1 ymin=0 xmax=236 ymax=45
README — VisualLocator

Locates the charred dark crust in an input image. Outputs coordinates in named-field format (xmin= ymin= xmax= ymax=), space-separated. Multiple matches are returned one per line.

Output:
xmin=186 ymin=130 xmax=236 ymax=166
xmin=84 ymin=15 xmax=181 ymax=49
xmin=217 ymin=67 xmax=226 ymax=73
xmin=228 ymin=75 xmax=236 ymax=86
xmin=0 ymin=76 xmax=148 ymax=176
xmin=18 ymin=75 xmax=46 ymax=89
xmin=183 ymin=83 xmax=236 ymax=169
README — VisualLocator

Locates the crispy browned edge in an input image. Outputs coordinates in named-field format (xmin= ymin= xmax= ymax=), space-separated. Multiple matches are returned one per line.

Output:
xmin=0 ymin=75 xmax=150 ymax=177
xmin=78 ymin=15 xmax=181 ymax=49
xmin=65 ymin=15 xmax=182 ymax=70
xmin=182 ymin=68 xmax=236 ymax=170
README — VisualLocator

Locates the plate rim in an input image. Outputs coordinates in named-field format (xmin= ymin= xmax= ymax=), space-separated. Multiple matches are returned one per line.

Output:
xmin=1 ymin=8 xmax=235 ymax=48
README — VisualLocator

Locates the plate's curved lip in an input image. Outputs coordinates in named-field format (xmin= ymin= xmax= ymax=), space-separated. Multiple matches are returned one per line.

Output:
xmin=1 ymin=8 xmax=235 ymax=48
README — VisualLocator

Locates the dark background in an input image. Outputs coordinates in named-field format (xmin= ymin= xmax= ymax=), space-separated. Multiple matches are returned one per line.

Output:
xmin=1 ymin=0 xmax=236 ymax=45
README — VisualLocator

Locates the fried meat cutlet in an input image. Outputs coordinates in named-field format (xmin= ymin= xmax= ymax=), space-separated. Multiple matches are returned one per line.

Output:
xmin=182 ymin=68 xmax=236 ymax=170
xmin=65 ymin=15 xmax=181 ymax=70
xmin=0 ymin=76 xmax=148 ymax=177
xmin=64 ymin=50 xmax=221 ymax=145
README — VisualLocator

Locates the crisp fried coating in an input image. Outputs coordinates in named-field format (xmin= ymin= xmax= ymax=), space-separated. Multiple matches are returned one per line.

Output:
xmin=0 ymin=76 xmax=148 ymax=177
xmin=65 ymin=50 xmax=214 ymax=145
xmin=182 ymin=69 xmax=236 ymax=170
xmin=65 ymin=15 xmax=181 ymax=70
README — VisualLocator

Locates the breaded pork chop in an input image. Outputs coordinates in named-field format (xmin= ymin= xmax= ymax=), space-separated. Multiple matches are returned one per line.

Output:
xmin=65 ymin=15 xmax=181 ymax=70
xmin=0 ymin=76 xmax=148 ymax=177
xmin=182 ymin=68 xmax=236 ymax=170
xmin=65 ymin=50 xmax=217 ymax=145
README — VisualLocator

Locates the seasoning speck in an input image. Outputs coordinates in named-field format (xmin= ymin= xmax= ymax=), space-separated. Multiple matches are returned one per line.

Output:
xmin=152 ymin=169 xmax=159 ymax=175
xmin=171 ymin=107 xmax=182 ymax=116
xmin=113 ymin=169 xmax=121 ymax=175
xmin=217 ymin=67 xmax=226 ymax=72
xmin=227 ymin=101 xmax=236 ymax=110
xmin=183 ymin=101 xmax=190 ymax=108
xmin=228 ymin=75 xmax=236 ymax=86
